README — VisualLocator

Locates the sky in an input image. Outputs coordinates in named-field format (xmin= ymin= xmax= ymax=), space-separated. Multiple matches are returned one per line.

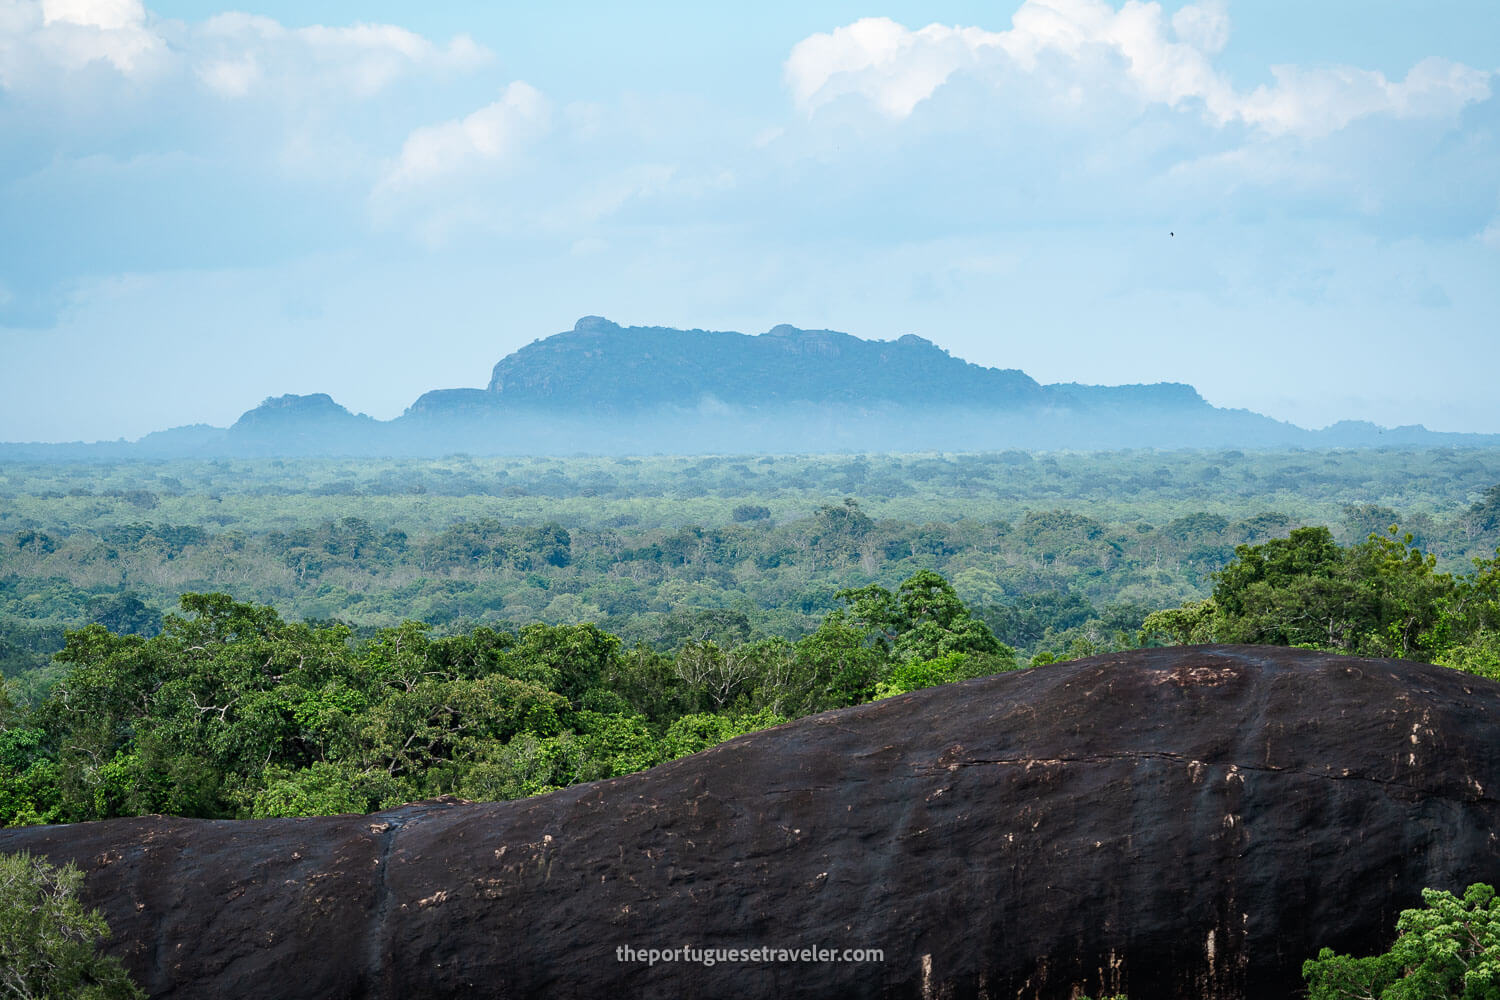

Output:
xmin=1 ymin=0 xmax=1497 ymax=442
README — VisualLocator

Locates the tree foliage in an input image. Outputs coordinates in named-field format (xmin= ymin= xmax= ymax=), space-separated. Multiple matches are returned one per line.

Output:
xmin=0 ymin=850 xmax=144 ymax=1000
xmin=1142 ymin=526 xmax=1500 ymax=673
xmin=7 ymin=449 xmax=1498 ymax=678
xmin=1305 ymin=883 xmax=1500 ymax=1000
xmin=0 ymin=571 xmax=1012 ymax=825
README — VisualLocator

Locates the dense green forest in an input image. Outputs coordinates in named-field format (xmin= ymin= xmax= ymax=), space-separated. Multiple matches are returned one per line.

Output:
xmin=4 ymin=523 xmax=1500 ymax=827
xmin=2 ymin=447 xmax=1500 ymax=827
xmin=0 ymin=572 xmax=1011 ymax=825
xmin=4 ymin=449 xmax=1500 ymax=688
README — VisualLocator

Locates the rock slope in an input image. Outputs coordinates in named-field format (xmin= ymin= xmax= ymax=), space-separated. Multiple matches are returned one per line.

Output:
xmin=4 ymin=645 xmax=1498 ymax=999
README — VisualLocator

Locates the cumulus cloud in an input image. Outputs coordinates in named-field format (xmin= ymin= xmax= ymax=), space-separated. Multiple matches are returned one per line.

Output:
xmin=368 ymin=83 xmax=749 ymax=244
xmin=371 ymin=89 xmax=721 ymax=243
xmin=1236 ymin=57 xmax=1493 ymax=135
xmin=195 ymin=50 xmax=258 ymax=97
xmin=0 ymin=0 xmax=487 ymax=97
xmin=1169 ymin=0 xmax=1228 ymax=55
xmin=784 ymin=19 xmax=998 ymax=119
xmin=39 ymin=0 xmax=162 ymax=72
xmin=0 ymin=0 xmax=165 ymax=85
xmin=193 ymin=13 xmax=487 ymax=100
xmin=376 ymin=81 xmax=549 ymax=193
xmin=785 ymin=0 xmax=1492 ymax=137
xmin=0 ymin=0 xmax=507 ymax=324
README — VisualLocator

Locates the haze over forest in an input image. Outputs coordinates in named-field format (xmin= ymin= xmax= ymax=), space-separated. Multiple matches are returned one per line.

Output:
xmin=6 ymin=316 xmax=1497 ymax=458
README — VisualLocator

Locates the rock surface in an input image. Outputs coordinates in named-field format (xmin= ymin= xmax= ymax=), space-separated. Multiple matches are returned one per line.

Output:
xmin=4 ymin=644 xmax=1500 ymax=999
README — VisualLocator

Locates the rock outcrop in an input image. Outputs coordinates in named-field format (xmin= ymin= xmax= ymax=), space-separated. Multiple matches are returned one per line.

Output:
xmin=4 ymin=645 xmax=1499 ymax=999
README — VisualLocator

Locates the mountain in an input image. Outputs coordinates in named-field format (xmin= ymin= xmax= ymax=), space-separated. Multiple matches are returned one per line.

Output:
xmin=483 ymin=316 xmax=1045 ymax=411
xmin=4 ymin=317 xmax=1497 ymax=457
xmin=226 ymin=393 xmax=381 ymax=456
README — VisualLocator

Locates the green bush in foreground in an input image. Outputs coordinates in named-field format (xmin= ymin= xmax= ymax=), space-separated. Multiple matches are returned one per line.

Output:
xmin=0 ymin=850 xmax=144 ymax=999
xmin=1304 ymin=883 xmax=1500 ymax=1000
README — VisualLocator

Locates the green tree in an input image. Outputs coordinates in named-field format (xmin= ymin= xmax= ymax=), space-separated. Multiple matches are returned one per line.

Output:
xmin=1304 ymin=883 xmax=1500 ymax=999
xmin=790 ymin=617 xmax=888 ymax=712
xmin=875 ymin=652 xmax=970 ymax=699
xmin=1211 ymin=526 xmax=1363 ymax=649
xmin=508 ymin=622 xmax=620 ymax=705
xmin=249 ymin=761 xmax=370 ymax=818
xmin=659 ymin=709 xmax=785 ymax=759
xmin=1348 ymin=528 xmax=1458 ymax=659
xmin=0 ymin=851 xmax=144 ymax=999
xmin=838 ymin=570 xmax=1014 ymax=671
xmin=673 ymin=640 xmax=761 ymax=712
xmin=1138 ymin=598 xmax=1221 ymax=646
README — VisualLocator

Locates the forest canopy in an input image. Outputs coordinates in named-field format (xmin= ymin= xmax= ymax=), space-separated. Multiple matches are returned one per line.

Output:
xmin=3 ymin=449 xmax=1500 ymax=825
xmin=4 ymin=517 xmax=1500 ymax=827
xmin=4 ymin=449 xmax=1499 ymax=686
xmin=0 ymin=572 xmax=1011 ymax=826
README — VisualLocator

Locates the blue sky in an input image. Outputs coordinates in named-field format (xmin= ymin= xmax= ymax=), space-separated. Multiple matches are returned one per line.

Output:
xmin=1 ymin=0 xmax=1496 ymax=441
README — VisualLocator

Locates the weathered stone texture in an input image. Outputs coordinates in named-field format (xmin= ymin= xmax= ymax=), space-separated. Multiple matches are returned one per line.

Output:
xmin=4 ymin=645 xmax=1498 ymax=999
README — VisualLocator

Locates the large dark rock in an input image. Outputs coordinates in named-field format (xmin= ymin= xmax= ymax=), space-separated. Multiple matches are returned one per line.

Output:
xmin=4 ymin=645 xmax=1499 ymax=999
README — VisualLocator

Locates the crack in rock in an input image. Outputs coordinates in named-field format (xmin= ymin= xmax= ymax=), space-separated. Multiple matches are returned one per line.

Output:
xmin=364 ymin=814 xmax=408 ymax=992
xmin=924 ymin=751 xmax=1498 ymax=804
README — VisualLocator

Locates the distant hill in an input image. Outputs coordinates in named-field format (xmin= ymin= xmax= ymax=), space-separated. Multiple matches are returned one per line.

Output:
xmin=478 ymin=317 xmax=1226 ymax=419
xmin=483 ymin=316 xmax=1045 ymax=411
xmin=4 ymin=317 xmax=1498 ymax=457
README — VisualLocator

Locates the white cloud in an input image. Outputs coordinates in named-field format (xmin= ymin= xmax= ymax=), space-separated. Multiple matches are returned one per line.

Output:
xmin=0 ymin=0 xmax=488 ymax=97
xmin=42 ymin=0 xmax=141 ymax=30
xmin=785 ymin=18 xmax=997 ymax=119
xmin=194 ymin=13 xmax=487 ymax=100
xmin=785 ymin=0 xmax=1492 ymax=137
xmin=0 ymin=0 xmax=164 ymax=82
xmin=1238 ymin=57 xmax=1492 ymax=135
xmin=376 ymin=81 xmax=549 ymax=194
xmin=1170 ymin=0 xmax=1227 ymax=55
xmin=196 ymin=51 xmax=258 ymax=97
xmin=371 ymin=87 xmax=743 ymax=243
